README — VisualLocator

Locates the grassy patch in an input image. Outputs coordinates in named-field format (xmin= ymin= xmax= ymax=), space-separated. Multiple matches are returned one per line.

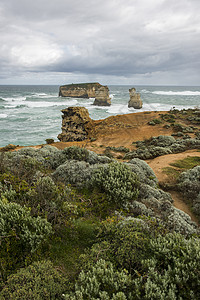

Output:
xmin=47 ymin=219 xmax=98 ymax=278
xmin=170 ymin=156 xmax=200 ymax=170
xmin=162 ymin=167 xmax=181 ymax=181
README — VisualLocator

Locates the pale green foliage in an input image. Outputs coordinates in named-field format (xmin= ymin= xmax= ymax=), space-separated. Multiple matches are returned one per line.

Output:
xmin=0 ymin=183 xmax=17 ymax=202
xmin=178 ymin=166 xmax=200 ymax=215
xmin=125 ymin=136 xmax=200 ymax=160
xmin=127 ymin=158 xmax=158 ymax=187
xmin=91 ymin=162 xmax=139 ymax=207
xmin=0 ymin=260 xmax=67 ymax=300
xmin=51 ymin=146 xmax=111 ymax=168
xmin=63 ymin=259 xmax=132 ymax=300
xmin=0 ymin=199 xmax=52 ymax=251
xmin=52 ymin=160 xmax=100 ymax=188
xmin=133 ymin=233 xmax=200 ymax=299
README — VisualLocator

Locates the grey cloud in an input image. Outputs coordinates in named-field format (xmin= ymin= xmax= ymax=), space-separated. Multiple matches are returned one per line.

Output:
xmin=0 ymin=0 xmax=199 ymax=84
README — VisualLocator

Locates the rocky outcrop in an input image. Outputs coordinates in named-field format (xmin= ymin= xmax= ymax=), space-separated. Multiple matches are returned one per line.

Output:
xmin=93 ymin=86 xmax=111 ymax=106
xmin=59 ymin=82 xmax=102 ymax=98
xmin=57 ymin=107 xmax=94 ymax=142
xmin=128 ymin=88 xmax=143 ymax=109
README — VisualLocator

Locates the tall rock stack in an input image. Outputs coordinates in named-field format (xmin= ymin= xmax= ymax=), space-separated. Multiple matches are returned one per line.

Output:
xmin=93 ymin=86 xmax=111 ymax=106
xmin=57 ymin=107 xmax=94 ymax=142
xmin=128 ymin=88 xmax=143 ymax=109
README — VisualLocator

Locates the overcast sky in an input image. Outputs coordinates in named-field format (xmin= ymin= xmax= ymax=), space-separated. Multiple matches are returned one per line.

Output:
xmin=0 ymin=0 xmax=200 ymax=85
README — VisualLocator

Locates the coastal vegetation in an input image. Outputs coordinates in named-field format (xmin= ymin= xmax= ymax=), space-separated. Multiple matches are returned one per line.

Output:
xmin=0 ymin=143 xmax=200 ymax=299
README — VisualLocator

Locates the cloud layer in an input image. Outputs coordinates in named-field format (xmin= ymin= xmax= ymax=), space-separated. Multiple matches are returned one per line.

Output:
xmin=0 ymin=0 xmax=200 ymax=84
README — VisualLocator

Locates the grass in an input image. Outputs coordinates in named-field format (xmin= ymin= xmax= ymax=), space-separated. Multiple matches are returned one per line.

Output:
xmin=47 ymin=219 xmax=98 ymax=278
xmin=162 ymin=156 xmax=200 ymax=184
xmin=162 ymin=167 xmax=181 ymax=182
xmin=170 ymin=156 xmax=200 ymax=170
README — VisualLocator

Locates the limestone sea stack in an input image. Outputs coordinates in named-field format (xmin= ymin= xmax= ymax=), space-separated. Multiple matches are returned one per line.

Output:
xmin=59 ymin=82 xmax=111 ymax=106
xmin=93 ymin=85 xmax=111 ymax=106
xmin=59 ymin=82 xmax=102 ymax=98
xmin=57 ymin=107 xmax=94 ymax=142
xmin=128 ymin=88 xmax=143 ymax=109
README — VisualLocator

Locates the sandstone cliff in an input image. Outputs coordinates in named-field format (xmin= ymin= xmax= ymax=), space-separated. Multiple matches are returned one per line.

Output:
xmin=128 ymin=88 xmax=143 ymax=109
xmin=57 ymin=107 xmax=94 ymax=142
xmin=59 ymin=82 xmax=102 ymax=98
xmin=93 ymin=85 xmax=111 ymax=106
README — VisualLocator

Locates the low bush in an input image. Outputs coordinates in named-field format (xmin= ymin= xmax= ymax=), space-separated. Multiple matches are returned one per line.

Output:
xmin=64 ymin=259 xmax=133 ymax=300
xmin=0 ymin=260 xmax=67 ymax=300
xmin=0 ymin=199 xmax=52 ymax=280
xmin=91 ymin=162 xmax=139 ymax=208
xmin=178 ymin=166 xmax=200 ymax=215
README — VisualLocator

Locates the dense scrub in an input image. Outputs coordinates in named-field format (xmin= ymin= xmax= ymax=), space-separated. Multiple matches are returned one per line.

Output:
xmin=125 ymin=135 xmax=200 ymax=160
xmin=178 ymin=166 xmax=200 ymax=216
xmin=0 ymin=145 xmax=199 ymax=299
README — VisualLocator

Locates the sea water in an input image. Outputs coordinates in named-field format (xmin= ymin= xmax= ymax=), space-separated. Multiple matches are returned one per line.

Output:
xmin=0 ymin=85 xmax=199 ymax=147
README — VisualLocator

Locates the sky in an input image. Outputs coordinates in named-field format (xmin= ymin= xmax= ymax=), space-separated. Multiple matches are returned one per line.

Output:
xmin=0 ymin=0 xmax=200 ymax=85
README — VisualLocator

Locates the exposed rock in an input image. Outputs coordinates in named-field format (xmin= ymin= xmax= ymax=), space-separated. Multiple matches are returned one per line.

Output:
xmin=128 ymin=88 xmax=143 ymax=109
xmin=57 ymin=107 xmax=94 ymax=142
xmin=59 ymin=82 xmax=102 ymax=98
xmin=0 ymin=144 xmax=18 ymax=152
xmin=93 ymin=86 xmax=111 ymax=106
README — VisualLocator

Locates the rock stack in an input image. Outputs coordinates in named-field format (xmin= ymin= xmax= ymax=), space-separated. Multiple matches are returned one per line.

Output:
xmin=128 ymin=88 xmax=143 ymax=109
xmin=59 ymin=83 xmax=102 ymax=98
xmin=93 ymin=86 xmax=111 ymax=106
xmin=57 ymin=107 xmax=94 ymax=142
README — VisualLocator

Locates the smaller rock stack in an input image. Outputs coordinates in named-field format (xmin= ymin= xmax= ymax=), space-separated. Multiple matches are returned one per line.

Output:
xmin=93 ymin=86 xmax=111 ymax=106
xmin=128 ymin=88 xmax=143 ymax=109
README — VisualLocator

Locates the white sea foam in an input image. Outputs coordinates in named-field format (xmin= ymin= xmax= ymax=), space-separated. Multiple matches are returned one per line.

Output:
xmin=25 ymin=99 xmax=78 ymax=108
xmin=31 ymin=93 xmax=58 ymax=98
xmin=2 ymin=96 xmax=27 ymax=102
xmin=0 ymin=113 xmax=8 ymax=118
xmin=152 ymin=91 xmax=200 ymax=96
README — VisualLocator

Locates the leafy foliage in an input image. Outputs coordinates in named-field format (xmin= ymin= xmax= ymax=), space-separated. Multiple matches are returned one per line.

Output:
xmin=91 ymin=162 xmax=139 ymax=208
xmin=0 ymin=199 xmax=52 ymax=280
xmin=64 ymin=259 xmax=133 ymax=300
xmin=0 ymin=260 xmax=67 ymax=300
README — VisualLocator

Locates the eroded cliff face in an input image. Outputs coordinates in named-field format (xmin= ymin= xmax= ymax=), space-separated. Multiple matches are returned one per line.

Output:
xmin=128 ymin=88 xmax=143 ymax=109
xmin=59 ymin=83 xmax=102 ymax=98
xmin=57 ymin=107 xmax=94 ymax=142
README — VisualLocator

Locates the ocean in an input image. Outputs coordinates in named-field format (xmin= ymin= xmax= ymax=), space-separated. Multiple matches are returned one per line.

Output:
xmin=0 ymin=85 xmax=200 ymax=147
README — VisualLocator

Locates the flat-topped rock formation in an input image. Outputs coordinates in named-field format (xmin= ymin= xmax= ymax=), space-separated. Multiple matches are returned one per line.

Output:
xmin=128 ymin=88 xmax=143 ymax=109
xmin=57 ymin=107 xmax=94 ymax=142
xmin=93 ymin=85 xmax=111 ymax=106
xmin=59 ymin=82 xmax=111 ymax=106
xmin=59 ymin=82 xmax=102 ymax=98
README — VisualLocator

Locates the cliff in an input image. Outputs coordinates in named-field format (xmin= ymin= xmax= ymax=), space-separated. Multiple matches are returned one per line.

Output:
xmin=59 ymin=82 xmax=102 ymax=98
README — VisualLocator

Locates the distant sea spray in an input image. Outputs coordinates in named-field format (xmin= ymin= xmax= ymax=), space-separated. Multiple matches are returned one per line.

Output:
xmin=0 ymin=85 xmax=199 ymax=147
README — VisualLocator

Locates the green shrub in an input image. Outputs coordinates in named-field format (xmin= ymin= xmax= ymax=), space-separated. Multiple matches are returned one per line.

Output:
xmin=132 ymin=233 xmax=200 ymax=299
xmin=0 ymin=200 xmax=52 ymax=280
xmin=45 ymin=138 xmax=54 ymax=144
xmin=63 ymin=259 xmax=133 ymax=300
xmin=91 ymin=162 xmax=139 ymax=208
xmin=0 ymin=260 xmax=67 ymax=300
xmin=52 ymin=160 xmax=99 ymax=188
xmin=178 ymin=166 xmax=200 ymax=215
xmin=62 ymin=146 xmax=89 ymax=161
xmin=25 ymin=176 xmax=73 ymax=226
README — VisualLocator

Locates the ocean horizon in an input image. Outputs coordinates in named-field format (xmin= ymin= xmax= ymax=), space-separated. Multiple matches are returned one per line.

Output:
xmin=0 ymin=84 xmax=200 ymax=147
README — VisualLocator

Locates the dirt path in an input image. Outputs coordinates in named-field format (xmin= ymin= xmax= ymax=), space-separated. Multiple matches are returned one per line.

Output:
xmin=147 ymin=150 xmax=200 ymax=224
